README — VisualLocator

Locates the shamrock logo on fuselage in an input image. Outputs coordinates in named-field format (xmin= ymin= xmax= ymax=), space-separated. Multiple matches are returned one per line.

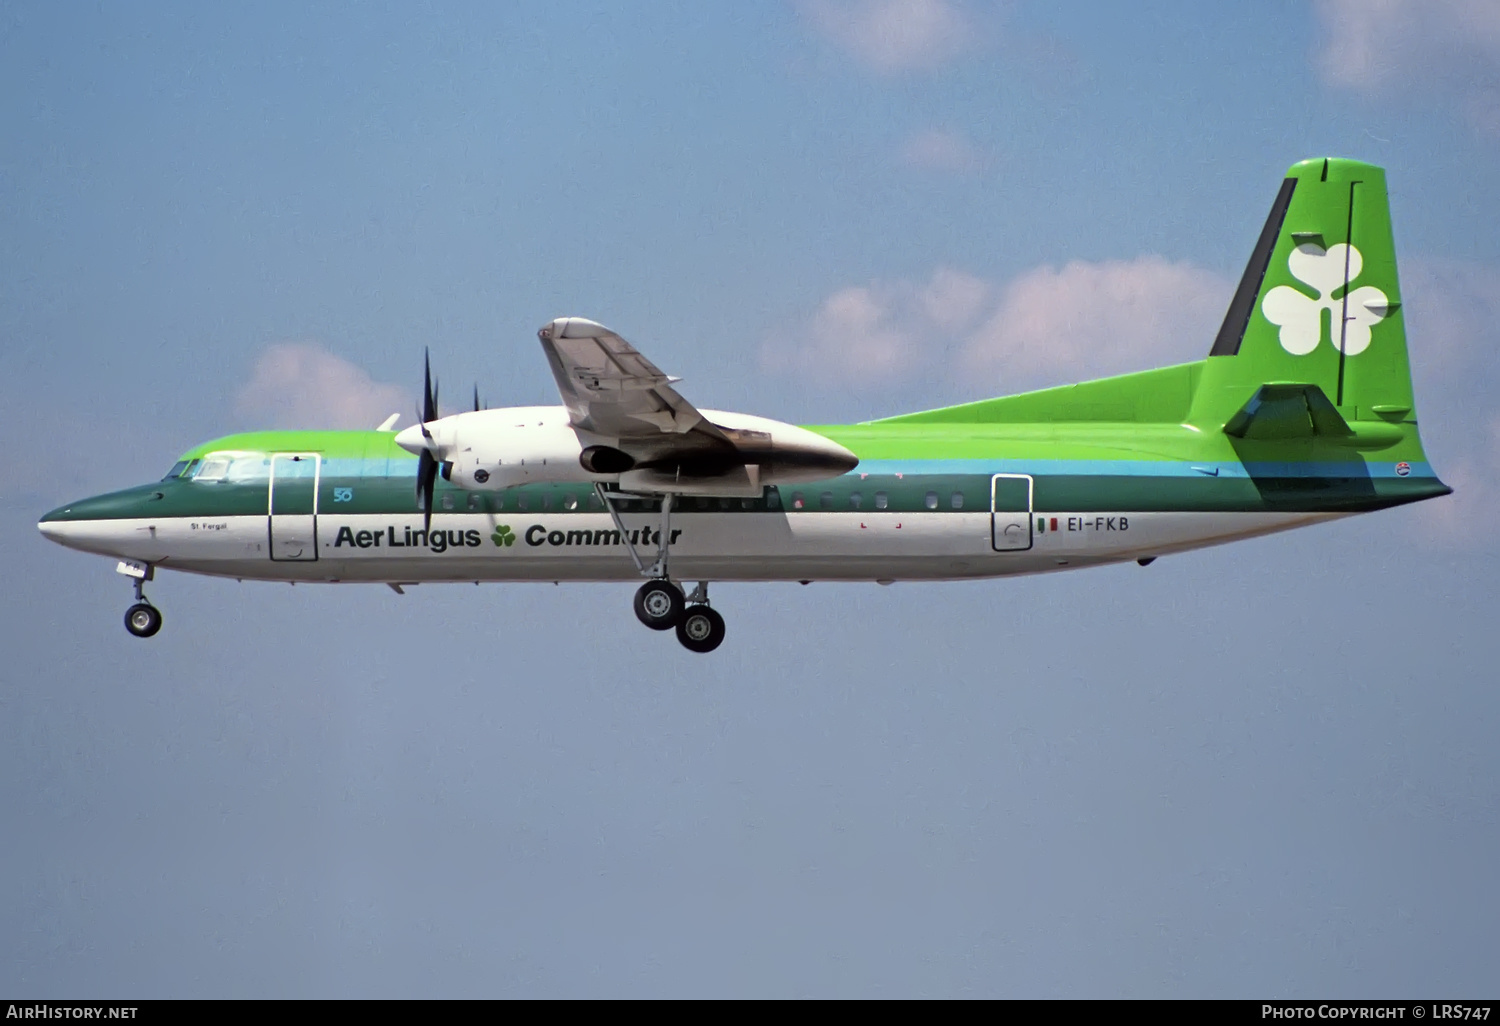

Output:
xmin=1261 ymin=242 xmax=1391 ymax=356
xmin=491 ymin=525 xmax=515 ymax=547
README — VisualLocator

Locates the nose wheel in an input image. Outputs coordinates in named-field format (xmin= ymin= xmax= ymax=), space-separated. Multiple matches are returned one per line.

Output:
xmin=118 ymin=561 xmax=163 ymax=638
xmin=125 ymin=602 xmax=163 ymax=638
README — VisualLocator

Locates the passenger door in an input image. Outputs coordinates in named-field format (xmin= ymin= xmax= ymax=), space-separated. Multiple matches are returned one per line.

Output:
xmin=268 ymin=453 xmax=320 ymax=561
xmin=990 ymin=473 xmax=1033 ymax=552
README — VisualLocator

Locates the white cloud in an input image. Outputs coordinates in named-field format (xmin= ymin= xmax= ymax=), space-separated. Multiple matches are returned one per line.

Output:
xmin=235 ymin=343 xmax=409 ymax=431
xmin=899 ymin=128 xmax=982 ymax=173
xmin=1316 ymin=0 xmax=1500 ymax=136
xmin=800 ymin=0 xmax=974 ymax=72
xmin=962 ymin=257 xmax=1231 ymax=382
xmin=763 ymin=257 xmax=1229 ymax=390
xmin=1403 ymin=257 xmax=1500 ymax=380
xmin=1396 ymin=257 xmax=1500 ymax=545
xmin=763 ymin=281 xmax=925 ymax=383
xmin=920 ymin=266 xmax=990 ymax=329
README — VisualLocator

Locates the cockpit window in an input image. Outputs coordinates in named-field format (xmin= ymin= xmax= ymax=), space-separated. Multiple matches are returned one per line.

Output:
xmin=192 ymin=452 xmax=270 ymax=483
xmin=163 ymin=461 xmax=189 ymax=480
xmin=195 ymin=458 xmax=231 ymax=482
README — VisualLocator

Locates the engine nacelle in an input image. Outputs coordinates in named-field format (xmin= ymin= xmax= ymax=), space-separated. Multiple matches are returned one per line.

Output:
xmin=395 ymin=404 xmax=858 ymax=495
xmin=438 ymin=407 xmax=598 ymax=490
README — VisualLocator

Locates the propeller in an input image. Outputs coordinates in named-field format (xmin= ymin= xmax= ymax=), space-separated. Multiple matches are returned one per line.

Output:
xmin=404 ymin=353 xmax=484 ymax=532
xmin=415 ymin=349 xmax=440 ymax=532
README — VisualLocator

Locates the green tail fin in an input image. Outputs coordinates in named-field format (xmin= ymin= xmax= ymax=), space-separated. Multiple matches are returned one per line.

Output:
xmin=1193 ymin=158 xmax=1414 ymax=425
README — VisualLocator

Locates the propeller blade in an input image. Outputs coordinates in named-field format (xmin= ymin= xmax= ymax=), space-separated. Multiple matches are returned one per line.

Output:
xmin=422 ymin=349 xmax=438 ymax=424
xmin=414 ymin=348 xmax=446 ymax=531
xmin=417 ymin=449 xmax=438 ymax=533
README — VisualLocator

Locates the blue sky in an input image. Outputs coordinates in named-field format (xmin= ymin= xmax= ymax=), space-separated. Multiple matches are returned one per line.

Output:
xmin=3 ymin=1 xmax=1498 ymax=997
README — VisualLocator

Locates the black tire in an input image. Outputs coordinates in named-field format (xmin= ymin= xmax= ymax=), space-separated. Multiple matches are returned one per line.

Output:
xmin=124 ymin=603 xmax=162 ymax=638
xmin=634 ymin=580 xmax=684 ymax=631
xmin=675 ymin=605 xmax=725 ymax=653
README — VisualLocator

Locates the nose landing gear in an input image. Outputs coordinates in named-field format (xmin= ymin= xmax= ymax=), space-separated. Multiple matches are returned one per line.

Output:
xmin=117 ymin=560 xmax=162 ymax=638
xmin=125 ymin=602 xmax=163 ymax=638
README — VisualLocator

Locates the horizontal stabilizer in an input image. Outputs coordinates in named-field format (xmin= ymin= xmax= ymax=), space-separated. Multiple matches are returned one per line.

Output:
xmin=1223 ymin=384 xmax=1352 ymax=440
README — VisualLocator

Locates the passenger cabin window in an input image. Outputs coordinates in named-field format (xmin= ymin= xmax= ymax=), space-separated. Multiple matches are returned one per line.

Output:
xmin=819 ymin=492 xmax=834 ymax=509
xmin=442 ymin=493 xmax=455 ymax=510
xmin=874 ymin=491 xmax=888 ymax=510
xmin=468 ymin=493 xmax=482 ymax=511
xmin=951 ymin=491 xmax=964 ymax=510
xmin=517 ymin=494 xmax=529 ymax=511
xmin=925 ymin=491 xmax=939 ymax=510
xmin=849 ymin=492 xmax=862 ymax=509
xmin=563 ymin=493 xmax=578 ymax=510
xmin=766 ymin=489 xmax=782 ymax=509
xmin=792 ymin=492 xmax=805 ymax=509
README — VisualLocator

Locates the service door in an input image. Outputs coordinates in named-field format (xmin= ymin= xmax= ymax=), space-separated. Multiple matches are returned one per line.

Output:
xmin=991 ymin=473 xmax=1033 ymax=552
xmin=269 ymin=453 xmax=320 ymax=561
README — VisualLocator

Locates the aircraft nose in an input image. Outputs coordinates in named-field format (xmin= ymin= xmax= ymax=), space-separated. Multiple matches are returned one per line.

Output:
xmin=37 ymin=500 xmax=79 ymax=544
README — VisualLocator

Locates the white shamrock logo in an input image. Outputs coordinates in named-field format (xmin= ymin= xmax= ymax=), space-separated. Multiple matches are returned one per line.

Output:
xmin=1261 ymin=243 xmax=1390 ymax=356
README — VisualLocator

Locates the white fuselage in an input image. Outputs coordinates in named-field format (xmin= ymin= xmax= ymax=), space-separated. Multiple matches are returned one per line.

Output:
xmin=40 ymin=506 xmax=1344 ymax=585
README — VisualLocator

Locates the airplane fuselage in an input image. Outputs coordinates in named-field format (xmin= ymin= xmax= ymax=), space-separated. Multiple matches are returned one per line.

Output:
xmin=34 ymin=158 xmax=1457 ymax=651
xmin=38 ymin=406 xmax=1443 ymax=587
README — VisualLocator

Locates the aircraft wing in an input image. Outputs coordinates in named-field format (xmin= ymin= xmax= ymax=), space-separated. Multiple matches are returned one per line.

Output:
xmin=537 ymin=317 xmax=734 ymax=449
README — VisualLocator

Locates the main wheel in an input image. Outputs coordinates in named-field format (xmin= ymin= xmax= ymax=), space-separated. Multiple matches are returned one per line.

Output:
xmin=675 ymin=605 xmax=725 ymax=653
xmin=124 ymin=603 xmax=163 ymax=638
xmin=633 ymin=580 xmax=684 ymax=631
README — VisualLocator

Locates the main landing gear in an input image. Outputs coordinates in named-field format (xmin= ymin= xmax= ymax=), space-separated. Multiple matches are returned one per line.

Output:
xmin=634 ymin=579 xmax=684 ymax=631
xmin=597 ymin=485 xmax=727 ymax=654
xmin=632 ymin=579 xmax=725 ymax=653
xmin=118 ymin=561 xmax=162 ymax=638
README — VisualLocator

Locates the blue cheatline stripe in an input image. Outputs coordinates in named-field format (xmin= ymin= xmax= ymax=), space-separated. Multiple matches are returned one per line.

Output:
xmin=849 ymin=459 xmax=1436 ymax=480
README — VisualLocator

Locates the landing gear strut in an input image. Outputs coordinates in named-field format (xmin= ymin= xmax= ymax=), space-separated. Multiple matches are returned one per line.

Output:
xmin=118 ymin=561 xmax=163 ymax=638
xmin=596 ymin=486 xmax=728 ymax=652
